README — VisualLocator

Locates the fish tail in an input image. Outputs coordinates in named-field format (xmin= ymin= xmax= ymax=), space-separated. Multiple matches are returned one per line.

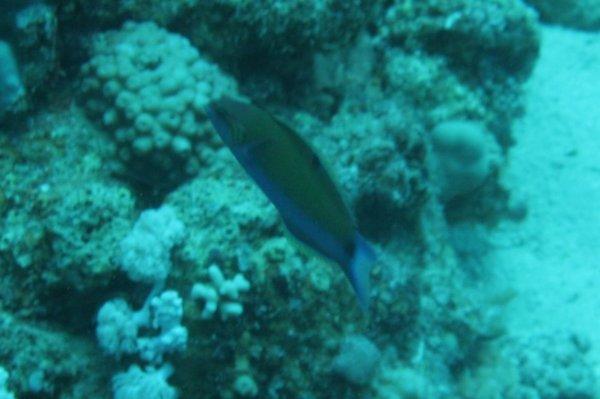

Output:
xmin=348 ymin=234 xmax=376 ymax=311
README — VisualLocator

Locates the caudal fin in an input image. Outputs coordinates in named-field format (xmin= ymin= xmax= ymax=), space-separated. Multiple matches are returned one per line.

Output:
xmin=348 ymin=234 xmax=376 ymax=311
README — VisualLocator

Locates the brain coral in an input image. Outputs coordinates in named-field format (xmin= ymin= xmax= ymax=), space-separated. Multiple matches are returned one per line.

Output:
xmin=80 ymin=21 xmax=238 ymax=192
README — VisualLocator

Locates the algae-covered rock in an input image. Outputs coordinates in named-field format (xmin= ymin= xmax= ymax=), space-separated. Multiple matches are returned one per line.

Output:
xmin=0 ymin=2 xmax=58 ymax=121
xmin=383 ymin=50 xmax=487 ymax=124
xmin=505 ymin=332 xmax=597 ymax=399
xmin=319 ymin=105 xmax=429 ymax=240
xmin=382 ymin=0 xmax=539 ymax=80
xmin=377 ymin=0 xmax=540 ymax=152
xmin=183 ymin=0 xmax=373 ymax=66
xmin=0 ymin=312 xmax=109 ymax=398
xmin=0 ymin=42 xmax=25 ymax=119
xmin=460 ymin=332 xmax=598 ymax=399
xmin=50 ymin=0 xmax=199 ymax=27
xmin=0 ymin=109 xmax=135 ymax=315
xmin=524 ymin=0 xmax=600 ymax=31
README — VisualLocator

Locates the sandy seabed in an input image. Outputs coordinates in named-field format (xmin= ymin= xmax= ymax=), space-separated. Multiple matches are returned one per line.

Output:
xmin=490 ymin=26 xmax=600 ymax=367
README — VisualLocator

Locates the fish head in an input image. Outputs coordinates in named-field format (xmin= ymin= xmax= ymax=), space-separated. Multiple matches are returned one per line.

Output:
xmin=205 ymin=98 xmax=248 ymax=147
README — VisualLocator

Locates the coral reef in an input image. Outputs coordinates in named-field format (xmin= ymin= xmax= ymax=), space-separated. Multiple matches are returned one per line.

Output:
xmin=96 ymin=291 xmax=188 ymax=364
xmin=459 ymin=332 xmax=598 ymax=399
xmin=371 ymin=359 xmax=438 ymax=399
xmin=0 ymin=311 xmax=108 ymax=397
xmin=524 ymin=0 xmax=600 ymax=31
xmin=383 ymin=50 xmax=486 ymax=125
xmin=0 ymin=110 xmax=135 ymax=319
xmin=191 ymin=264 xmax=251 ymax=320
xmin=233 ymin=374 xmax=258 ymax=397
xmin=112 ymin=364 xmax=176 ymax=399
xmin=50 ymin=0 xmax=199 ymax=28
xmin=117 ymin=206 xmax=185 ymax=284
xmin=0 ymin=42 xmax=25 ymax=119
xmin=0 ymin=366 xmax=15 ymax=399
xmin=382 ymin=0 xmax=539 ymax=80
xmin=429 ymin=119 xmax=501 ymax=202
xmin=0 ymin=1 xmax=57 ymax=121
xmin=164 ymin=175 xmax=366 ymax=397
xmin=290 ymin=104 xmax=430 ymax=241
xmin=11 ymin=3 xmax=57 ymax=91
xmin=0 ymin=0 xmax=551 ymax=397
xmin=332 ymin=334 xmax=381 ymax=386
xmin=379 ymin=0 xmax=540 ymax=149
xmin=504 ymin=332 xmax=597 ymax=399
xmin=180 ymin=0 xmax=375 ymax=98
xmin=81 ymin=21 xmax=238 ymax=192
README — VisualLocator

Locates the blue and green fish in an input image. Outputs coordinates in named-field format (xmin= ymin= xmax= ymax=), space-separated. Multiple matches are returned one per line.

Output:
xmin=206 ymin=97 xmax=376 ymax=309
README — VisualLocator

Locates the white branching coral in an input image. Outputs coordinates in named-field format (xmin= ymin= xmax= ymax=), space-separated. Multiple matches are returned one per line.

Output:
xmin=118 ymin=206 xmax=184 ymax=285
xmin=97 ymin=290 xmax=188 ymax=364
xmin=191 ymin=264 xmax=250 ymax=320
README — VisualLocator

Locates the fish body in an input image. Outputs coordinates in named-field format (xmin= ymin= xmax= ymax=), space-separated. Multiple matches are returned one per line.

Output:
xmin=206 ymin=97 xmax=375 ymax=309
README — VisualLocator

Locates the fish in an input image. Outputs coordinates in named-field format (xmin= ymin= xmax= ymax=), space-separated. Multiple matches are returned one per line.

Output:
xmin=205 ymin=96 xmax=376 ymax=309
